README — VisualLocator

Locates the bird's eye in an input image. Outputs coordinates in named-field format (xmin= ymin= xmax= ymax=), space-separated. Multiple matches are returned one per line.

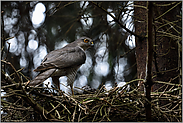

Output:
xmin=84 ymin=39 xmax=89 ymax=43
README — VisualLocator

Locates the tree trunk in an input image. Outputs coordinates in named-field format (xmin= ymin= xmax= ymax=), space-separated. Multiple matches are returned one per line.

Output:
xmin=134 ymin=1 xmax=181 ymax=121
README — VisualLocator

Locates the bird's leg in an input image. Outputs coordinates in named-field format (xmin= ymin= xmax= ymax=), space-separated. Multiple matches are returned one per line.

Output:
xmin=66 ymin=68 xmax=78 ymax=96
xmin=52 ymin=76 xmax=60 ymax=89
xmin=52 ymin=76 xmax=63 ymax=95
xmin=70 ymin=84 xmax=74 ymax=95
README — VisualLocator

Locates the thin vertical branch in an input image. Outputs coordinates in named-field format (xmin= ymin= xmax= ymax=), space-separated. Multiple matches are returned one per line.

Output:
xmin=144 ymin=1 xmax=153 ymax=122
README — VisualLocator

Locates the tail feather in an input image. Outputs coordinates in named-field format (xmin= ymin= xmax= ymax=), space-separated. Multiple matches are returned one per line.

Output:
xmin=28 ymin=68 xmax=56 ymax=87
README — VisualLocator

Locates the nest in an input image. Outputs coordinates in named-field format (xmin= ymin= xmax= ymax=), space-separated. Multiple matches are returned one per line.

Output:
xmin=1 ymin=60 xmax=182 ymax=122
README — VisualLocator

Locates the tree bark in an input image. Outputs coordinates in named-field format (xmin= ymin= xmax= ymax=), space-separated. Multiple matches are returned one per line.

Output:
xmin=134 ymin=1 xmax=181 ymax=121
xmin=144 ymin=2 xmax=153 ymax=121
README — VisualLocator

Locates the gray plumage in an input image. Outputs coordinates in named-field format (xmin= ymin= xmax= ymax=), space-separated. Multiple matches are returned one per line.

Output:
xmin=28 ymin=37 xmax=94 ymax=95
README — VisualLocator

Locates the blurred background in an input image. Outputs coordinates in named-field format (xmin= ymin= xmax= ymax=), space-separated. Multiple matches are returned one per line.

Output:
xmin=1 ymin=1 xmax=137 ymax=93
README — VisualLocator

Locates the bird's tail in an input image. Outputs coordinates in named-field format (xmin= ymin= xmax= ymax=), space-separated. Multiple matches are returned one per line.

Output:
xmin=28 ymin=68 xmax=56 ymax=87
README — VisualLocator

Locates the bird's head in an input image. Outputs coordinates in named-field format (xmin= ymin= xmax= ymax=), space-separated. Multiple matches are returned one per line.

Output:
xmin=77 ymin=37 xmax=94 ymax=51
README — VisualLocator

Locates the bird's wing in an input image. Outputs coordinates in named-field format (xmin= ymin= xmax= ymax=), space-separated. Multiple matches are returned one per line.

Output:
xmin=34 ymin=46 xmax=86 ymax=72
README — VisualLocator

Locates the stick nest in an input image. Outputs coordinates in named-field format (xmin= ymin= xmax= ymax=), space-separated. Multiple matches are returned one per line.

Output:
xmin=1 ymin=60 xmax=182 ymax=122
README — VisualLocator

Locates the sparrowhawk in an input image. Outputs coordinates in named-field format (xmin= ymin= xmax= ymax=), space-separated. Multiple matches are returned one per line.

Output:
xmin=28 ymin=37 xmax=94 ymax=95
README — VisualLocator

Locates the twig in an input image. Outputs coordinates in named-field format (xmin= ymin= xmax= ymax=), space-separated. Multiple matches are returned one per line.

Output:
xmin=72 ymin=103 xmax=77 ymax=122
xmin=50 ymin=102 xmax=61 ymax=119
xmin=48 ymin=102 xmax=61 ymax=116
xmin=78 ymin=110 xmax=82 ymax=122
xmin=43 ymin=106 xmax=48 ymax=120
xmin=60 ymin=103 xmax=71 ymax=114
xmin=90 ymin=1 xmax=144 ymax=39
xmin=120 ymin=47 xmax=136 ymax=58
xmin=155 ymin=1 xmax=182 ymax=20
xmin=4 ymin=42 xmax=11 ymax=61
xmin=1 ymin=60 xmax=22 ymax=83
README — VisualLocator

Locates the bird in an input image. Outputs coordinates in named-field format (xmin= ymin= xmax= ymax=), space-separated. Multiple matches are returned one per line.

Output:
xmin=28 ymin=36 xmax=94 ymax=95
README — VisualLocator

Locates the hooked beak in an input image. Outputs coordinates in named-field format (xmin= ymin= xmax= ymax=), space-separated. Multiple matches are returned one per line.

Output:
xmin=90 ymin=41 xmax=94 ymax=46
